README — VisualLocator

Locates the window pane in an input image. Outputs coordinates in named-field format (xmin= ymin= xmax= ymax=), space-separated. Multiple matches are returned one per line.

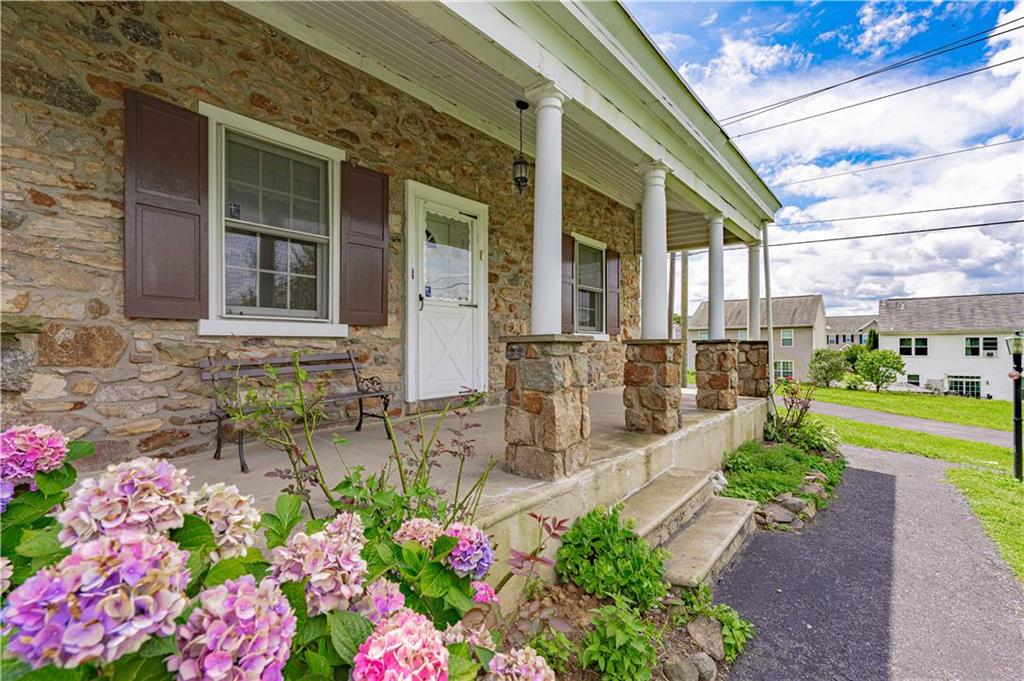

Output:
xmin=291 ymin=198 xmax=323 ymax=235
xmin=915 ymin=338 xmax=928 ymax=355
xmin=226 ymin=181 xmax=259 ymax=222
xmin=424 ymin=212 xmax=472 ymax=301
xmin=261 ymin=190 xmax=290 ymax=231
xmin=290 ymin=276 xmax=317 ymax=311
xmin=226 ymin=139 xmax=259 ymax=185
xmin=258 ymin=272 xmax=289 ymax=309
xmin=225 ymin=229 xmax=257 ymax=269
xmin=290 ymin=241 xmax=317 ymax=276
xmin=577 ymin=244 xmax=603 ymax=289
xmin=225 ymin=268 xmax=257 ymax=307
xmin=899 ymin=338 xmax=912 ymax=355
xmin=982 ymin=337 xmax=998 ymax=352
xmin=965 ymin=337 xmax=980 ymax=356
xmin=293 ymin=161 xmax=320 ymax=200
xmin=261 ymin=151 xmax=290 ymax=193
xmin=576 ymin=290 xmax=603 ymax=331
xmin=257 ymin=234 xmax=288 ymax=272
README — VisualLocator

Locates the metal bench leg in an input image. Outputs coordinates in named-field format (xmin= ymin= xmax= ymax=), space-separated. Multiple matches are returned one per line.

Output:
xmin=213 ymin=415 xmax=224 ymax=460
xmin=237 ymin=431 xmax=249 ymax=474
xmin=383 ymin=395 xmax=392 ymax=439
xmin=356 ymin=398 xmax=365 ymax=432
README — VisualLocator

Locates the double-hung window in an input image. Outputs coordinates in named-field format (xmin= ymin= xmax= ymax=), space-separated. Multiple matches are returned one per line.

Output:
xmin=899 ymin=338 xmax=912 ymax=356
xmin=780 ymin=329 xmax=794 ymax=347
xmin=198 ymin=104 xmax=347 ymax=337
xmin=774 ymin=360 xmax=794 ymax=379
xmin=914 ymin=338 xmax=928 ymax=356
xmin=982 ymin=337 xmax=999 ymax=355
xmin=574 ymin=241 xmax=605 ymax=333
xmin=965 ymin=337 xmax=980 ymax=356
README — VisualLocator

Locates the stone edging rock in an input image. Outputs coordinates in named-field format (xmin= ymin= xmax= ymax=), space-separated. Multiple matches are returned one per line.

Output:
xmin=754 ymin=470 xmax=831 ymax=531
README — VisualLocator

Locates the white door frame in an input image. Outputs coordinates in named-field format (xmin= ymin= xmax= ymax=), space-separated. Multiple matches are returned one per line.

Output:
xmin=404 ymin=180 xmax=489 ymax=403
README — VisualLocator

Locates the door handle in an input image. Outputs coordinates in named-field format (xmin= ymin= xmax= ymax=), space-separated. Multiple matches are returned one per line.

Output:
xmin=418 ymin=294 xmax=424 ymax=311
xmin=459 ymin=303 xmax=478 ymax=308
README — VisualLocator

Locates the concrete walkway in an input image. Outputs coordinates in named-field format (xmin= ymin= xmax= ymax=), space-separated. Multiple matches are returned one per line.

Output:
xmin=810 ymin=401 xmax=1011 ymax=447
xmin=716 ymin=446 xmax=1024 ymax=681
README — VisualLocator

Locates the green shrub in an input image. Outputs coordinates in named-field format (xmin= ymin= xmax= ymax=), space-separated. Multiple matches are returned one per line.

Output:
xmin=555 ymin=505 xmax=667 ymax=610
xmin=672 ymin=583 xmax=756 ymax=664
xmin=722 ymin=441 xmax=845 ymax=504
xmin=856 ymin=349 xmax=905 ymax=392
xmin=527 ymin=629 xmax=576 ymax=675
xmin=808 ymin=348 xmax=846 ymax=387
xmin=784 ymin=417 xmax=841 ymax=455
xmin=843 ymin=373 xmax=866 ymax=390
xmin=580 ymin=601 xmax=658 ymax=680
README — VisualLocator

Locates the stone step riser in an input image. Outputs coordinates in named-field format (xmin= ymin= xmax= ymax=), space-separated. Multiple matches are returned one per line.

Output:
xmin=618 ymin=469 xmax=716 ymax=549
xmin=661 ymin=496 xmax=758 ymax=589
xmin=642 ymin=478 xmax=715 ymax=548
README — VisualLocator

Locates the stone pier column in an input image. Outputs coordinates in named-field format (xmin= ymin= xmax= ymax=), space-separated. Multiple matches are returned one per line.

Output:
xmin=502 ymin=335 xmax=590 ymax=480
xmin=623 ymin=340 xmax=684 ymax=434
xmin=736 ymin=340 xmax=770 ymax=398
xmin=694 ymin=339 xmax=738 ymax=411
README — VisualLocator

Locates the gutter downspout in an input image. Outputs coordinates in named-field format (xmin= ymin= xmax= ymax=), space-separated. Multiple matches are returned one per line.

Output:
xmin=762 ymin=220 xmax=775 ymax=414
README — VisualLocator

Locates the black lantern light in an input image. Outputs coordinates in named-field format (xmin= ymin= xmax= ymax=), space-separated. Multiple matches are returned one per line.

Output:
xmin=513 ymin=99 xmax=530 ymax=194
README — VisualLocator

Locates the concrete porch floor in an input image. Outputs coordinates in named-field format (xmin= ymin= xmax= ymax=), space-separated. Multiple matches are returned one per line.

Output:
xmin=175 ymin=387 xmax=767 ymax=525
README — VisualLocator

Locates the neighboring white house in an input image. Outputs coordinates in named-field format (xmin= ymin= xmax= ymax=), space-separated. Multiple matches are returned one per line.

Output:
xmin=877 ymin=292 xmax=1024 ymax=401
xmin=825 ymin=315 xmax=878 ymax=348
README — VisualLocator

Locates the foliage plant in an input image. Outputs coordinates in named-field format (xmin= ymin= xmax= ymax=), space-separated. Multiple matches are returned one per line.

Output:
xmin=764 ymin=378 xmax=840 ymax=455
xmin=672 ymin=583 xmax=756 ymax=664
xmin=841 ymin=343 xmax=868 ymax=372
xmin=854 ymin=348 xmax=906 ymax=392
xmin=527 ymin=628 xmax=576 ymax=676
xmin=867 ymin=328 xmax=879 ymax=350
xmin=555 ymin=505 xmax=667 ymax=611
xmin=579 ymin=599 xmax=658 ymax=681
xmin=808 ymin=348 xmax=846 ymax=387
xmin=722 ymin=441 xmax=845 ymax=505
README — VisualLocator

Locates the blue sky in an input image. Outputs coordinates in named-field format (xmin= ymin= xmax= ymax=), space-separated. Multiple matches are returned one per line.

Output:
xmin=626 ymin=1 xmax=1024 ymax=314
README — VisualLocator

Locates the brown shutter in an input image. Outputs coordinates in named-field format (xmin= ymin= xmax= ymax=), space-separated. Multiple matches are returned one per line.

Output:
xmin=123 ymin=90 xmax=208 ymax=319
xmin=605 ymin=249 xmax=620 ymax=336
xmin=561 ymin=233 xmax=575 ymax=334
xmin=340 ymin=162 xmax=389 ymax=326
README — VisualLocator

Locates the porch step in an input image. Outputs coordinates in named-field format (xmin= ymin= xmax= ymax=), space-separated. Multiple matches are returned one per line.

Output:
xmin=620 ymin=468 xmax=715 ymax=548
xmin=661 ymin=496 xmax=757 ymax=588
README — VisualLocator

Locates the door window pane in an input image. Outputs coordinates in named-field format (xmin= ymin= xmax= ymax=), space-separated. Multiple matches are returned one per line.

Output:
xmin=424 ymin=212 xmax=472 ymax=302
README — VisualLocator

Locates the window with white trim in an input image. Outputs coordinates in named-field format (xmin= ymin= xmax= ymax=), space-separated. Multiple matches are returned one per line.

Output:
xmin=948 ymin=375 xmax=981 ymax=398
xmin=914 ymin=337 xmax=928 ymax=356
xmin=738 ymin=329 xmax=748 ymax=341
xmin=774 ymin=360 xmax=794 ymax=379
xmin=697 ymin=330 xmax=709 ymax=341
xmin=982 ymin=337 xmax=999 ymax=355
xmin=907 ymin=374 xmax=920 ymax=386
xmin=965 ymin=337 xmax=980 ymax=356
xmin=574 ymin=240 xmax=605 ymax=333
xmin=899 ymin=337 xmax=913 ymax=355
xmin=780 ymin=328 xmax=794 ymax=347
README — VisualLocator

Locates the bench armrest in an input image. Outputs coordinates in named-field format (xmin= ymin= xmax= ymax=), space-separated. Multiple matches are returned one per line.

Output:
xmin=356 ymin=375 xmax=385 ymax=394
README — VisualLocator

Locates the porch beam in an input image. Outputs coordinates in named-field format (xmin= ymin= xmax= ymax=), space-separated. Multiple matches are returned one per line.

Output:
xmin=747 ymin=242 xmax=761 ymax=341
xmin=641 ymin=162 xmax=670 ymax=339
xmin=527 ymin=81 xmax=570 ymax=335
xmin=708 ymin=214 xmax=725 ymax=339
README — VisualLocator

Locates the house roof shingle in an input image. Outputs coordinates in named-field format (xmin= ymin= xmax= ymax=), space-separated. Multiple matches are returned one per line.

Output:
xmin=877 ymin=292 xmax=1024 ymax=333
xmin=689 ymin=295 xmax=824 ymax=329
xmin=825 ymin=314 xmax=877 ymax=333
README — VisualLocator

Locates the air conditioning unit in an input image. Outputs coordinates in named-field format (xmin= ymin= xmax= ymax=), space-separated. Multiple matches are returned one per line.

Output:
xmin=984 ymin=351 xmax=996 ymax=357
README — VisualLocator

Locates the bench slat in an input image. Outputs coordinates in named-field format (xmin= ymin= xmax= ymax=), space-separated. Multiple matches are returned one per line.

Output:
xmin=202 ymin=361 xmax=360 ymax=381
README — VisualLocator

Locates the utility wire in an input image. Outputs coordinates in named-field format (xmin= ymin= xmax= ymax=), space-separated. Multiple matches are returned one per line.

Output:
xmin=778 ymin=199 xmax=1024 ymax=226
xmin=720 ymin=19 xmax=1024 ymax=125
xmin=731 ymin=57 xmax=1024 ymax=138
xmin=773 ymin=137 xmax=1024 ymax=187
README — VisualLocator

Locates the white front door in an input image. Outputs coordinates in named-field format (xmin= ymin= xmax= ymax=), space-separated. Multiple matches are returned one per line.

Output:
xmin=405 ymin=182 xmax=488 ymax=402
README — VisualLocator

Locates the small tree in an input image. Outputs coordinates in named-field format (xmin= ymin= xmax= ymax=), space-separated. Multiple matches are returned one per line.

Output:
xmin=808 ymin=348 xmax=846 ymax=387
xmin=856 ymin=349 xmax=905 ymax=392
xmin=842 ymin=343 xmax=868 ymax=372
xmin=867 ymin=328 xmax=879 ymax=350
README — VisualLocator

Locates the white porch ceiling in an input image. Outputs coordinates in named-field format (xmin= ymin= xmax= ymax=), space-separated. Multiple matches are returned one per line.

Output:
xmin=243 ymin=1 xmax=736 ymax=249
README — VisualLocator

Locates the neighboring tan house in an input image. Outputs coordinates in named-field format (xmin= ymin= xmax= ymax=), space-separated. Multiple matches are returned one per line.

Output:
xmin=825 ymin=315 xmax=877 ymax=348
xmin=688 ymin=295 xmax=827 ymax=381
xmin=0 ymin=2 xmax=778 ymax=463
xmin=877 ymin=293 xmax=1024 ymax=401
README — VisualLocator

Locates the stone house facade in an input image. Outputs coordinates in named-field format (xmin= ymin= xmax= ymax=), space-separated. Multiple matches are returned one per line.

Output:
xmin=1 ymin=1 xmax=640 ymax=465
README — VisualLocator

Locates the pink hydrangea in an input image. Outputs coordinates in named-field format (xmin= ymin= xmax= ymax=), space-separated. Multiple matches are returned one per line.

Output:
xmin=195 ymin=483 xmax=261 ymax=562
xmin=1 ymin=533 xmax=189 ymax=669
xmin=352 ymin=608 xmax=448 ymax=681
xmin=487 ymin=647 xmax=556 ymax=681
xmin=354 ymin=578 xmax=405 ymax=625
xmin=0 ymin=556 xmax=11 ymax=593
xmin=1 ymin=424 xmax=68 ymax=492
xmin=446 ymin=523 xmax=494 ymax=579
xmin=393 ymin=517 xmax=444 ymax=548
xmin=56 ymin=456 xmax=195 ymax=546
xmin=443 ymin=620 xmax=494 ymax=650
xmin=326 ymin=511 xmax=366 ymax=544
xmin=271 ymin=512 xmax=367 ymax=616
xmin=169 ymin=575 xmax=296 ymax=681
xmin=471 ymin=580 xmax=499 ymax=605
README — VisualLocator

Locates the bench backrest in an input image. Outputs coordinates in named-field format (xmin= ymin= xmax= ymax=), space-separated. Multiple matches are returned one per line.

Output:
xmin=199 ymin=352 xmax=362 ymax=382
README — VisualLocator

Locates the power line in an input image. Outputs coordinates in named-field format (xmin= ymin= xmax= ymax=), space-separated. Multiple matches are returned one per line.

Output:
xmin=720 ymin=19 xmax=1024 ymax=125
xmin=778 ymin=199 xmax=1024 ymax=226
xmin=731 ymin=57 xmax=1024 ymax=138
xmin=773 ymin=137 xmax=1024 ymax=187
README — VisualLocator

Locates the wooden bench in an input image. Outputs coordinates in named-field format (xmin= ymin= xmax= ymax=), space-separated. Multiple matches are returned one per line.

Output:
xmin=200 ymin=352 xmax=393 ymax=473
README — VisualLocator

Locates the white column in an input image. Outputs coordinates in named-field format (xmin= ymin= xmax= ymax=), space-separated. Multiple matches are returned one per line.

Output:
xmin=747 ymin=242 xmax=761 ymax=340
xmin=707 ymin=214 xmax=725 ymax=339
xmin=762 ymin=222 xmax=775 ymax=389
xmin=527 ymin=82 xmax=569 ymax=335
xmin=641 ymin=162 xmax=670 ymax=339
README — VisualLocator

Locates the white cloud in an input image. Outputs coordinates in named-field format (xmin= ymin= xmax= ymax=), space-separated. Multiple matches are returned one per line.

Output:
xmin=680 ymin=37 xmax=813 ymax=88
xmin=849 ymin=2 xmax=932 ymax=58
xmin=653 ymin=31 xmax=694 ymax=57
xmin=700 ymin=10 xmax=719 ymax=28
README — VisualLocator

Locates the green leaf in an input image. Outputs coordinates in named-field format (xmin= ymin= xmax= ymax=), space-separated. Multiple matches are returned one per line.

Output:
xmin=3 ymin=491 xmax=66 ymax=527
xmin=432 ymin=535 xmax=458 ymax=560
xmin=204 ymin=557 xmax=249 ymax=586
xmin=108 ymin=652 xmax=175 ymax=680
xmin=326 ymin=610 xmax=373 ymax=665
xmin=14 ymin=526 xmax=63 ymax=559
xmin=443 ymin=585 xmax=474 ymax=615
xmin=447 ymin=645 xmax=480 ymax=681
xmin=304 ymin=650 xmax=332 ymax=678
xmin=473 ymin=646 xmax=495 ymax=668
xmin=239 ymin=546 xmax=268 ymax=563
xmin=65 ymin=440 xmax=95 ymax=463
xmin=138 ymin=636 xmax=178 ymax=658
xmin=418 ymin=562 xmax=452 ymax=598
xmin=280 ymin=580 xmax=309 ymax=630
xmin=170 ymin=514 xmax=217 ymax=552
xmin=296 ymin=614 xmax=328 ymax=646
xmin=33 ymin=463 xmax=77 ymax=495
xmin=275 ymin=494 xmax=304 ymax=531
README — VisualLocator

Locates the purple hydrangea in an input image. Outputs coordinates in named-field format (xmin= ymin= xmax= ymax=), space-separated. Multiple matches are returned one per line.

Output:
xmin=446 ymin=522 xmax=494 ymax=579
xmin=195 ymin=483 xmax=261 ymax=562
xmin=56 ymin=456 xmax=195 ymax=546
xmin=1 ymin=425 xmax=68 ymax=503
xmin=487 ymin=647 xmax=556 ymax=681
xmin=1 ymin=533 xmax=189 ymax=669
xmin=0 ymin=479 xmax=13 ymax=514
xmin=169 ymin=575 xmax=296 ymax=681
xmin=353 ymin=578 xmax=405 ymax=625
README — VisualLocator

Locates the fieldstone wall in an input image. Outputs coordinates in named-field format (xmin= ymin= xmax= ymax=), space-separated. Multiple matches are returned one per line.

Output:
xmin=736 ymin=340 xmax=769 ymax=398
xmin=622 ymin=340 xmax=684 ymax=434
xmin=694 ymin=340 xmax=738 ymax=411
xmin=0 ymin=1 xmax=640 ymax=466
xmin=503 ymin=336 xmax=590 ymax=480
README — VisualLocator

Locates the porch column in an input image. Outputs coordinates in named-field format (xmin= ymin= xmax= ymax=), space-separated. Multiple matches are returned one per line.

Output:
xmin=707 ymin=214 xmax=725 ymax=339
xmin=747 ymin=242 xmax=761 ymax=340
xmin=641 ymin=162 xmax=670 ymax=339
xmin=527 ymin=82 xmax=569 ymax=335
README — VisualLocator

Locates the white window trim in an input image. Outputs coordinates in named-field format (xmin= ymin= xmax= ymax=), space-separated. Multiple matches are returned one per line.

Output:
xmin=196 ymin=103 xmax=349 ymax=338
xmin=571 ymin=232 xmax=607 ymax=336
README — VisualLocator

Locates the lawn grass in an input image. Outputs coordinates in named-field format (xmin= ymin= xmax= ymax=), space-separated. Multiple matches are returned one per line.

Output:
xmin=811 ymin=413 xmax=1014 ymax=470
xmin=720 ymin=440 xmax=845 ymax=505
xmin=811 ymin=386 xmax=1013 ymax=431
xmin=947 ymin=468 xmax=1024 ymax=582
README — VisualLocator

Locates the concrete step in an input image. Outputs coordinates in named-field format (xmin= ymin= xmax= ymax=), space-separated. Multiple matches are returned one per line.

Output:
xmin=662 ymin=496 xmax=758 ymax=588
xmin=620 ymin=468 xmax=715 ymax=548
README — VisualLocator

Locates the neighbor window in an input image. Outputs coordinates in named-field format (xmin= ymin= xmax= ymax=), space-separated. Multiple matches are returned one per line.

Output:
xmin=780 ymin=329 xmax=794 ymax=347
xmin=738 ymin=329 xmax=748 ymax=341
xmin=899 ymin=338 xmax=912 ymax=356
xmin=983 ymin=337 xmax=999 ymax=355
xmin=907 ymin=374 xmax=920 ymax=386
xmin=774 ymin=360 xmax=794 ymax=380
xmin=915 ymin=338 xmax=928 ymax=356
xmin=575 ymin=241 xmax=605 ymax=333
xmin=965 ymin=337 xmax=980 ymax=356
xmin=827 ymin=334 xmax=835 ymax=344
xmin=697 ymin=330 xmax=709 ymax=340
xmin=948 ymin=375 xmax=981 ymax=398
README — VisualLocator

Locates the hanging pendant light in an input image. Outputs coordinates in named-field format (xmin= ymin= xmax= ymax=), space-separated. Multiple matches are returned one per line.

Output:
xmin=513 ymin=99 xmax=530 ymax=194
